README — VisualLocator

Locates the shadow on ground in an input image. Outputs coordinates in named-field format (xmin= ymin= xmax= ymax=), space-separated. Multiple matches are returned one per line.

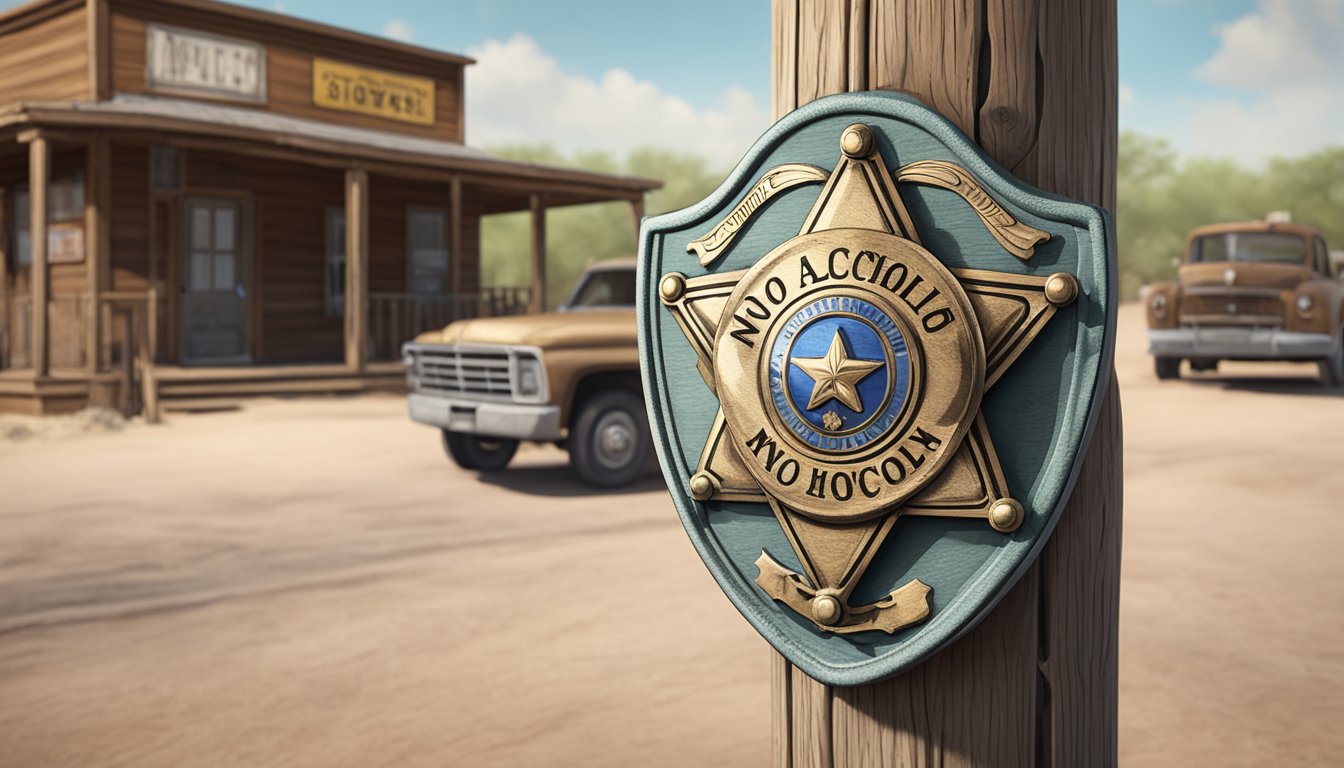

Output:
xmin=1180 ymin=373 xmax=1342 ymax=398
xmin=475 ymin=464 xmax=667 ymax=497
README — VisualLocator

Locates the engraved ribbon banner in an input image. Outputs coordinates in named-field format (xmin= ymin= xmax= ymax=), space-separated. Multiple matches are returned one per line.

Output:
xmin=686 ymin=164 xmax=827 ymax=266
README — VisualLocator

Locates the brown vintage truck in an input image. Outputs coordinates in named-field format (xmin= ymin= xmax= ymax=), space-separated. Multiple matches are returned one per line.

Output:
xmin=1146 ymin=217 xmax=1344 ymax=385
xmin=402 ymin=259 xmax=650 ymax=487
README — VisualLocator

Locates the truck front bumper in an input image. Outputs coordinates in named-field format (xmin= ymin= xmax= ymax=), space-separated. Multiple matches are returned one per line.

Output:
xmin=1147 ymin=327 xmax=1334 ymax=360
xmin=407 ymin=393 xmax=563 ymax=441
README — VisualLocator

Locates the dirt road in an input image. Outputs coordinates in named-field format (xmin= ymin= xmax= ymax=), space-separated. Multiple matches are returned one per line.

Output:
xmin=1 ymin=304 xmax=1341 ymax=767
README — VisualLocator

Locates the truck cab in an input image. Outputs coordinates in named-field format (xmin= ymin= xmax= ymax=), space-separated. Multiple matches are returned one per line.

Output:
xmin=1145 ymin=217 xmax=1344 ymax=385
xmin=402 ymin=259 xmax=650 ymax=487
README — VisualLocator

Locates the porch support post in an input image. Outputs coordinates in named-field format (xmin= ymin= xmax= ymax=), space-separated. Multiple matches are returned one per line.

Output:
xmin=85 ymin=135 xmax=110 ymax=373
xmin=0 ymin=187 xmax=8 ymax=369
xmin=630 ymin=196 xmax=645 ymax=240
xmin=528 ymin=192 xmax=547 ymax=314
xmin=449 ymin=174 xmax=463 ymax=318
xmin=344 ymin=168 xmax=369 ymax=373
xmin=30 ymin=134 xmax=50 ymax=378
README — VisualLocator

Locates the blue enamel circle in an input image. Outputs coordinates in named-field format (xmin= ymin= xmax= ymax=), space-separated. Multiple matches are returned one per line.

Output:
xmin=767 ymin=296 xmax=911 ymax=452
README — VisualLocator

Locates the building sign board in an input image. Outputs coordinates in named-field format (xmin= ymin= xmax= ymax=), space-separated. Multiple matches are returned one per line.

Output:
xmin=146 ymin=24 xmax=266 ymax=103
xmin=48 ymin=223 xmax=85 ymax=265
xmin=638 ymin=92 xmax=1115 ymax=686
xmin=312 ymin=59 xmax=435 ymax=126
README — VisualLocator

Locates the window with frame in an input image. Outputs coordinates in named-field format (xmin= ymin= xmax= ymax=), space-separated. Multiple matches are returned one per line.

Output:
xmin=325 ymin=207 xmax=346 ymax=317
xmin=9 ymin=173 xmax=85 ymax=268
xmin=12 ymin=185 xmax=31 ymax=267
xmin=407 ymin=207 xmax=449 ymax=296
xmin=1313 ymin=238 xmax=1330 ymax=277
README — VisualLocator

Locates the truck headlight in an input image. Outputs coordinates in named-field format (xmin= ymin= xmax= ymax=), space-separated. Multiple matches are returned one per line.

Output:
xmin=1296 ymin=293 xmax=1314 ymax=317
xmin=1150 ymin=291 xmax=1167 ymax=318
xmin=516 ymin=356 xmax=543 ymax=398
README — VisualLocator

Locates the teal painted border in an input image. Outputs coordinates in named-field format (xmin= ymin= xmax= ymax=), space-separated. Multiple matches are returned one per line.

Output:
xmin=637 ymin=91 xmax=1115 ymax=687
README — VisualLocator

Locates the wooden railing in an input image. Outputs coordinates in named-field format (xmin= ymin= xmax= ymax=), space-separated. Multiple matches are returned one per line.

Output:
xmin=1 ymin=292 xmax=92 ymax=371
xmin=368 ymin=287 xmax=530 ymax=361
xmin=2 ymin=293 xmax=32 ymax=370
xmin=98 ymin=290 xmax=160 ymax=423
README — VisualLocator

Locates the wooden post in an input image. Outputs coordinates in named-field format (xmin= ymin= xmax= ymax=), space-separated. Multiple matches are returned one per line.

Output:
xmin=85 ymin=135 xmax=110 ymax=372
xmin=30 ymin=134 xmax=50 ymax=378
xmin=630 ymin=196 xmax=645 ymax=239
xmin=769 ymin=1 xmax=1122 ymax=766
xmin=449 ymin=174 xmax=463 ymax=318
xmin=344 ymin=168 xmax=369 ymax=372
xmin=0 ymin=187 xmax=8 ymax=369
xmin=528 ymin=192 xmax=547 ymax=314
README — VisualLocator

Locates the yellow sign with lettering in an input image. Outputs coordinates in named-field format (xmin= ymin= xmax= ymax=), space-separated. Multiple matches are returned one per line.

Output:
xmin=312 ymin=58 xmax=435 ymax=126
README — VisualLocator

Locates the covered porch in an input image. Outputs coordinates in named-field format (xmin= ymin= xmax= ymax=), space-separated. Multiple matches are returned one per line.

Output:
xmin=0 ymin=96 xmax=659 ymax=415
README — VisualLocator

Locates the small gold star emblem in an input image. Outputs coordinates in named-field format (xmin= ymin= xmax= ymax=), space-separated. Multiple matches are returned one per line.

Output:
xmin=791 ymin=330 xmax=883 ymax=412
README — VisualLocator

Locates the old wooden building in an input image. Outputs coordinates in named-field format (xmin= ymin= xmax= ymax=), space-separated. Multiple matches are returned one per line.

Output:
xmin=0 ymin=0 xmax=658 ymax=414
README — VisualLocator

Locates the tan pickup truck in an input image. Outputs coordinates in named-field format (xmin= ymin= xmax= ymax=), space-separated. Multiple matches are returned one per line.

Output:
xmin=1145 ymin=218 xmax=1344 ymax=385
xmin=402 ymin=259 xmax=650 ymax=487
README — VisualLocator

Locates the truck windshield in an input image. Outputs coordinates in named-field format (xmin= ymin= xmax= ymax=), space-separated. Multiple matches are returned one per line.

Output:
xmin=567 ymin=268 xmax=637 ymax=308
xmin=1190 ymin=232 xmax=1305 ymax=265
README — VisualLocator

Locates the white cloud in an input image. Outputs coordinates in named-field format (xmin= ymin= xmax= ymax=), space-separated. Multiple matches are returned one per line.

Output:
xmin=1187 ymin=0 xmax=1344 ymax=161
xmin=1119 ymin=83 xmax=1134 ymax=108
xmin=464 ymin=34 xmax=769 ymax=167
xmin=383 ymin=19 xmax=413 ymax=43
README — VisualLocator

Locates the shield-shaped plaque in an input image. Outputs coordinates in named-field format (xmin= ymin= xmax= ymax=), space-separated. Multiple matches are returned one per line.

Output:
xmin=637 ymin=92 xmax=1114 ymax=686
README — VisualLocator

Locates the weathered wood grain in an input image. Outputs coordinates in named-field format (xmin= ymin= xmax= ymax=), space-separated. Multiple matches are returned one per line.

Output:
xmin=770 ymin=0 xmax=1121 ymax=764
xmin=866 ymin=0 xmax=983 ymax=137
xmin=771 ymin=0 xmax=799 ymax=119
xmin=796 ymin=1 xmax=850 ymax=107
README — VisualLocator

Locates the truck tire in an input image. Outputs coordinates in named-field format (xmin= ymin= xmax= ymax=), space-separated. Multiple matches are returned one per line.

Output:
xmin=1320 ymin=332 xmax=1344 ymax=387
xmin=442 ymin=430 xmax=519 ymax=471
xmin=569 ymin=390 xmax=651 ymax=488
xmin=1154 ymin=357 xmax=1180 ymax=380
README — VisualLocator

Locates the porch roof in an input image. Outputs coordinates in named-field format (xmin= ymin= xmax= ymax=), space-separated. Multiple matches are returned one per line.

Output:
xmin=0 ymin=95 xmax=662 ymax=209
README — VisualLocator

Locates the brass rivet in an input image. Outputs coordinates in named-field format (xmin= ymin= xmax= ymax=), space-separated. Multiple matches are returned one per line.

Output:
xmin=989 ymin=498 xmax=1025 ymax=533
xmin=812 ymin=594 xmax=843 ymax=626
xmin=689 ymin=472 xmax=718 ymax=501
xmin=840 ymin=124 xmax=874 ymax=158
xmin=1044 ymin=273 xmax=1079 ymax=307
xmin=659 ymin=272 xmax=687 ymax=303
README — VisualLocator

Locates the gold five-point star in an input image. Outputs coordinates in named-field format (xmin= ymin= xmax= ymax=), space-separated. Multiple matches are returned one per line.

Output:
xmin=792 ymin=330 xmax=883 ymax=412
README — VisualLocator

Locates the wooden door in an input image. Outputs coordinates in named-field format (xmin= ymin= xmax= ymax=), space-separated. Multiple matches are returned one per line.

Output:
xmin=180 ymin=197 xmax=250 ymax=363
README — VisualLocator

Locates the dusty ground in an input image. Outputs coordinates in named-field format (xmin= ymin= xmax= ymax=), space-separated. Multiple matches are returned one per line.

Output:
xmin=1 ymin=304 xmax=1341 ymax=767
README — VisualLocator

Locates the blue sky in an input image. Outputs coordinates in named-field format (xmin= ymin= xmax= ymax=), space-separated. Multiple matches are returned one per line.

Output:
xmin=5 ymin=0 xmax=1340 ymax=164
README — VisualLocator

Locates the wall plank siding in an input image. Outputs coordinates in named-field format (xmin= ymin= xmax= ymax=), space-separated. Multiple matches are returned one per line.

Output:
xmin=770 ymin=1 xmax=1121 ymax=765
xmin=108 ymin=142 xmax=149 ymax=292
xmin=0 ymin=4 xmax=90 ymax=106
xmin=100 ymin=144 xmax=482 ymax=365
xmin=109 ymin=6 xmax=463 ymax=142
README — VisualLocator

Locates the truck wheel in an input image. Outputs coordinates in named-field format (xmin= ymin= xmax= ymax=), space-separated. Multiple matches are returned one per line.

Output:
xmin=1320 ymin=335 xmax=1344 ymax=387
xmin=442 ymin=430 xmax=519 ymax=471
xmin=1154 ymin=357 xmax=1181 ymax=380
xmin=569 ymin=390 xmax=651 ymax=488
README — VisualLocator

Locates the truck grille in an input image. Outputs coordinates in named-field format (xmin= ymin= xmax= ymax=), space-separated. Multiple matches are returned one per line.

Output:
xmin=413 ymin=347 xmax=514 ymax=400
xmin=1180 ymin=292 xmax=1283 ymax=326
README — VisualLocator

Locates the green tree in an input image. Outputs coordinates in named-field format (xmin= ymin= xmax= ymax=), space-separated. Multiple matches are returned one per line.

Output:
xmin=1116 ymin=130 xmax=1344 ymax=297
xmin=482 ymin=135 xmax=1344 ymax=308
xmin=479 ymin=146 xmax=725 ymax=308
